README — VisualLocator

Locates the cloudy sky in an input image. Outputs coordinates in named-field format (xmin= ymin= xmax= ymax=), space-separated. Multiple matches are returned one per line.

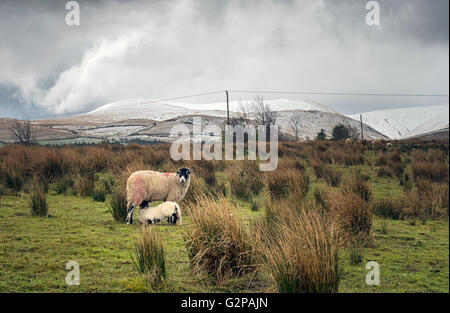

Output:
xmin=0 ymin=0 xmax=448 ymax=119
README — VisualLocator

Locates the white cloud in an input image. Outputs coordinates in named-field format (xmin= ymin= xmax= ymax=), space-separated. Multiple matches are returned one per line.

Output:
xmin=0 ymin=0 xmax=448 ymax=116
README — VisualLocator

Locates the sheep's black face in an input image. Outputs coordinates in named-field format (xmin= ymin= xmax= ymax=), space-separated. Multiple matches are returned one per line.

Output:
xmin=168 ymin=213 xmax=178 ymax=225
xmin=176 ymin=168 xmax=191 ymax=185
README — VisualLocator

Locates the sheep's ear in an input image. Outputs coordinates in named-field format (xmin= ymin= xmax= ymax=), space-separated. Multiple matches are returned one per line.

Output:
xmin=176 ymin=170 xmax=180 ymax=175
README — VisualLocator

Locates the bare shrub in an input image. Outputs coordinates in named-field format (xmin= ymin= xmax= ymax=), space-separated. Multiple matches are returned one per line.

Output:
xmin=10 ymin=120 xmax=35 ymax=145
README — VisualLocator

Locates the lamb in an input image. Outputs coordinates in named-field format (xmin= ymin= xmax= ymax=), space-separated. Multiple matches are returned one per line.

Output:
xmin=125 ymin=167 xmax=191 ymax=224
xmin=345 ymin=138 xmax=353 ymax=144
xmin=139 ymin=201 xmax=182 ymax=226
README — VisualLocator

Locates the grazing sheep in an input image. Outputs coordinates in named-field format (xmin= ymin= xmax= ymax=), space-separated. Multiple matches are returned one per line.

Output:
xmin=125 ymin=168 xmax=191 ymax=224
xmin=139 ymin=201 xmax=182 ymax=226
xmin=386 ymin=142 xmax=393 ymax=148
xmin=371 ymin=139 xmax=382 ymax=145
xmin=345 ymin=138 xmax=352 ymax=144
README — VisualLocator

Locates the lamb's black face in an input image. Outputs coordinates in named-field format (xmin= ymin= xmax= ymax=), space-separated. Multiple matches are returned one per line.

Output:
xmin=168 ymin=213 xmax=178 ymax=225
xmin=176 ymin=168 xmax=191 ymax=184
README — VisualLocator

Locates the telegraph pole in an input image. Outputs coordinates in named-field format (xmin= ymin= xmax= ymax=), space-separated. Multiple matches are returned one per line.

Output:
xmin=226 ymin=90 xmax=230 ymax=125
xmin=360 ymin=114 xmax=364 ymax=141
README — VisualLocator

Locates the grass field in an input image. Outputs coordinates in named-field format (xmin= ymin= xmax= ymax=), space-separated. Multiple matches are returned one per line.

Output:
xmin=0 ymin=140 xmax=448 ymax=293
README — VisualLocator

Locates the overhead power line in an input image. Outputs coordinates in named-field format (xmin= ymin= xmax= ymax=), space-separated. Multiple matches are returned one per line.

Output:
xmin=129 ymin=90 xmax=449 ymax=105
xmin=138 ymin=90 xmax=225 ymax=104
xmin=228 ymin=90 xmax=449 ymax=97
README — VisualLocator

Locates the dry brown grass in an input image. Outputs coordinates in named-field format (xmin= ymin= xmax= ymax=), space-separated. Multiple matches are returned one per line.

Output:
xmin=265 ymin=168 xmax=309 ymax=202
xmin=323 ymin=166 xmax=342 ymax=187
xmin=131 ymin=226 xmax=167 ymax=289
xmin=411 ymin=161 xmax=449 ymax=183
xmin=343 ymin=171 xmax=373 ymax=202
xmin=226 ymin=161 xmax=264 ymax=201
xmin=184 ymin=195 xmax=256 ymax=284
xmin=255 ymin=206 xmax=342 ymax=293
xmin=28 ymin=179 xmax=48 ymax=217
xmin=327 ymin=191 xmax=373 ymax=244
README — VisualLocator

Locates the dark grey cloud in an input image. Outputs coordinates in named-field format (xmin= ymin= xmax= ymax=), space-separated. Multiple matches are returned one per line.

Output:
xmin=322 ymin=0 xmax=449 ymax=46
xmin=0 ymin=0 xmax=448 ymax=118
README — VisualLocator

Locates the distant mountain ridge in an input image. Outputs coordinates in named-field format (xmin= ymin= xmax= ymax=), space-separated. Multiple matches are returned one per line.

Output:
xmin=1 ymin=99 xmax=446 ymax=143
xmin=347 ymin=104 xmax=449 ymax=139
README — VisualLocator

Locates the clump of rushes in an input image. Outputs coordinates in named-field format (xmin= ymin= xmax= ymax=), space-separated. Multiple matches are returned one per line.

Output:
xmin=323 ymin=166 xmax=342 ymax=187
xmin=328 ymin=191 xmax=373 ymax=244
xmin=343 ymin=172 xmax=372 ymax=202
xmin=256 ymin=207 xmax=342 ymax=293
xmin=76 ymin=172 xmax=95 ymax=197
xmin=348 ymin=243 xmax=363 ymax=265
xmin=265 ymin=168 xmax=309 ymax=201
xmin=184 ymin=195 xmax=256 ymax=284
xmin=131 ymin=227 xmax=166 ymax=289
xmin=107 ymin=188 xmax=128 ymax=222
xmin=226 ymin=161 xmax=264 ymax=201
xmin=29 ymin=180 xmax=48 ymax=217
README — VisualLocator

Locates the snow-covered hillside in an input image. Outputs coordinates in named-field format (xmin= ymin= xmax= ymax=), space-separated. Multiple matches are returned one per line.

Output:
xmin=347 ymin=105 xmax=449 ymax=139
xmin=86 ymin=98 xmax=337 ymax=121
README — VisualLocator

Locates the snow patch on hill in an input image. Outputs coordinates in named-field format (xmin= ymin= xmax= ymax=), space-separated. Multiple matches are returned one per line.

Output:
xmin=347 ymin=104 xmax=449 ymax=139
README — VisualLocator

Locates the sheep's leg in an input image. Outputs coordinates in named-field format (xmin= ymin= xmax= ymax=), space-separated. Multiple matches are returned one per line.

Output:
xmin=126 ymin=204 xmax=135 ymax=225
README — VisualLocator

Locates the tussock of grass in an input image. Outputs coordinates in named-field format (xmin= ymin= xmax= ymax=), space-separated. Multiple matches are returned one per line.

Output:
xmin=343 ymin=172 xmax=373 ymax=202
xmin=328 ymin=191 xmax=373 ymax=243
xmin=323 ymin=166 xmax=342 ymax=187
xmin=29 ymin=180 xmax=48 ymax=217
xmin=226 ymin=161 xmax=264 ymax=201
xmin=184 ymin=195 xmax=256 ymax=284
xmin=131 ymin=226 xmax=166 ymax=289
xmin=256 ymin=207 xmax=342 ymax=293
xmin=265 ymin=168 xmax=309 ymax=201
xmin=107 ymin=188 xmax=128 ymax=222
